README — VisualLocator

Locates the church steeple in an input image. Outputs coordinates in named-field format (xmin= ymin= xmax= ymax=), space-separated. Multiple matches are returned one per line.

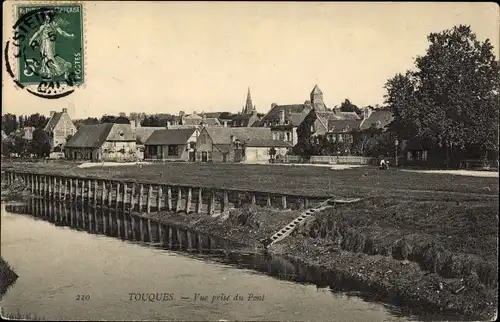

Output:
xmin=310 ymin=84 xmax=326 ymax=110
xmin=243 ymin=87 xmax=255 ymax=114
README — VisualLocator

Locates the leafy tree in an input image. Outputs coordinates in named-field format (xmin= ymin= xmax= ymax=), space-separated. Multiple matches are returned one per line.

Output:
xmin=385 ymin=25 xmax=499 ymax=166
xmin=23 ymin=113 xmax=48 ymax=129
xmin=339 ymin=99 xmax=362 ymax=115
xmin=29 ymin=129 xmax=51 ymax=158
xmin=2 ymin=114 xmax=18 ymax=135
xmin=74 ymin=117 xmax=99 ymax=129
xmin=100 ymin=115 xmax=130 ymax=124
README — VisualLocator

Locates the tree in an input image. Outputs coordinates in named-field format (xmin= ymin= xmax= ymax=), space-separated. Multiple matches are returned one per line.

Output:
xmin=29 ymin=129 xmax=51 ymax=158
xmin=339 ymin=99 xmax=362 ymax=115
xmin=2 ymin=114 xmax=18 ymax=135
xmin=100 ymin=115 xmax=130 ymax=124
xmin=23 ymin=113 xmax=48 ymax=129
xmin=385 ymin=25 xmax=499 ymax=166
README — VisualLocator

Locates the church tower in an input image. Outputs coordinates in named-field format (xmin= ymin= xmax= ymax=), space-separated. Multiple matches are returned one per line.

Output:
xmin=310 ymin=84 xmax=326 ymax=110
xmin=243 ymin=87 xmax=256 ymax=114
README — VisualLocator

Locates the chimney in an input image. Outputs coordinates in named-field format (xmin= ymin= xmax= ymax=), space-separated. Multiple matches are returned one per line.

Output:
xmin=279 ymin=110 xmax=285 ymax=125
xmin=179 ymin=111 xmax=185 ymax=125
xmin=223 ymin=121 xmax=228 ymax=128
xmin=50 ymin=111 xmax=56 ymax=117
xmin=62 ymin=108 xmax=67 ymax=113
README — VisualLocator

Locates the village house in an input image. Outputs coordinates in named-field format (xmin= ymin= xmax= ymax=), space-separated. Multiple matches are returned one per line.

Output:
xmin=179 ymin=111 xmax=221 ymax=127
xmin=254 ymin=84 xmax=334 ymax=146
xmin=196 ymin=127 xmax=290 ymax=163
xmin=358 ymin=108 xmax=394 ymax=131
xmin=64 ymin=123 xmax=137 ymax=162
xmin=44 ymin=108 xmax=77 ymax=151
xmin=143 ymin=128 xmax=199 ymax=162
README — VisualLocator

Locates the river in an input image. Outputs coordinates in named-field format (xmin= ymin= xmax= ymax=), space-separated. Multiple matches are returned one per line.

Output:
xmin=1 ymin=199 xmax=415 ymax=321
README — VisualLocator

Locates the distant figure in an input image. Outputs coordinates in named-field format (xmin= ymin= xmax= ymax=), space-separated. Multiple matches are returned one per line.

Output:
xmin=379 ymin=158 xmax=389 ymax=170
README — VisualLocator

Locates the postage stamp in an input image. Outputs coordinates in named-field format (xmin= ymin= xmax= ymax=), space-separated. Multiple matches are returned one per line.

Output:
xmin=4 ymin=2 xmax=85 ymax=99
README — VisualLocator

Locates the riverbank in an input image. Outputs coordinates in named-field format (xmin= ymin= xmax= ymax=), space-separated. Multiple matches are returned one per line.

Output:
xmin=2 ymin=177 xmax=498 ymax=320
xmin=0 ymin=257 xmax=18 ymax=300
xmin=139 ymin=197 xmax=498 ymax=320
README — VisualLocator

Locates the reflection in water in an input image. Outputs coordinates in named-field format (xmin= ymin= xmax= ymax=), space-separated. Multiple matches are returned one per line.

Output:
xmin=2 ymin=199 xmax=460 ymax=321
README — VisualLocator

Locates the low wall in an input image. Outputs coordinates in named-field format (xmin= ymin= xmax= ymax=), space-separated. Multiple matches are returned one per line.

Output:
xmin=284 ymin=155 xmax=376 ymax=165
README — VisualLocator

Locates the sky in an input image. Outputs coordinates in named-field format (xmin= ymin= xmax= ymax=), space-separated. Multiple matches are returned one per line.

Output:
xmin=2 ymin=1 xmax=499 ymax=120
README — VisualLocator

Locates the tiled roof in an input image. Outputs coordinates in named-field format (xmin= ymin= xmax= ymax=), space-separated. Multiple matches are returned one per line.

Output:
xmin=338 ymin=112 xmax=361 ymax=120
xmin=183 ymin=117 xmax=221 ymax=126
xmin=327 ymin=119 xmax=362 ymax=132
xmin=204 ymin=127 xmax=272 ymax=145
xmin=246 ymin=139 xmax=292 ymax=148
xmin=106 ymin=123 xmax=136 ymax=141
xmin=145 ymin=128 xmax=196 ymax=145
xmin=65 ymin=123 xmax=114 ymax=148
xmin=260 ymin=104 xmax=307 ymax=122
xmin=44 ymin=112 xmax=64 ymax=132
xmin=134 ymin=127 xmax=160 ymax=144
xmin=360 ymin=110 xmax=394 ymax=131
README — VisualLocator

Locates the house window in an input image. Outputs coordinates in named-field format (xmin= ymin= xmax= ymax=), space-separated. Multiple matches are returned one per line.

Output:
xmin=272 ymin=132 xmax=279 ymax=140
xmin=422 ymin=150 xmax=428 ymax=161
xmin=310 ymin=125 xmax=314 ymax=132
xmin=286 ymin=132 xmax=291 ymax=141
xmin=168 ymin=145 xmax=179 ymax=156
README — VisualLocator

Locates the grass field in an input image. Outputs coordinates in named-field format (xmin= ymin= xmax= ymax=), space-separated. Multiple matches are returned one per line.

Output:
xmin=1 ymin=160 xmax=498 ymax=199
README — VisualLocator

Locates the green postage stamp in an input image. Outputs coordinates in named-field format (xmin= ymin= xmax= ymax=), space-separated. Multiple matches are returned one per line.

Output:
xmin=5 ymin=2 xmax=85 ymax=99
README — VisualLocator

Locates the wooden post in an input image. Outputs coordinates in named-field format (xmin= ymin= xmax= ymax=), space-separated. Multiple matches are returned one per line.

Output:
xmin=147 ymin=219 xmax=153 ymax=242
xmin=185 ymin=187 xmax=192 ymax=213
xmin=166 ymin=186 xmax=172 ymax=211
xmin=157 ymin=185 xmax=162 ymax=211
xmin=48 ymin=176 xmax=52 ymax=200
xmin=123 ymin=212 xmax=129 ymax=239
xmin=186 ymin=230 xmax=193 ymax=250
xmin=138 ymin=184 xmax=144 ymax=213
xmin=131 ymin=215 xmax=136 ymax=240
xmin=130 ymin=183 xmax=136 ymax=212
xmin=68 ymin=178 xmax=73 ymax=202
xmin=281 ymin=195 xmax=287 ymax=209
xmin=304 ymin=197 xmax=309 ymax=209
xmin=147 ymin=185 xmax=152 ymax=213
xmin=158 ymin=224 xmax=163 ymax=245
xmin=208 ymin=190 xmax=215 ymax=216
xmin=176 ymin=187 xmax=182 ymax=212
xmin=75 ymin=178 xmax=80 ymax=203
xmin=266 ymin=193 xmax=272 ymax=207
xmin=168 ymin=226 xmax=173 ymax=248
xmin=116 ymin=182 xmax=121 ymax=211
xmin=107 ymin=182 xmax=113 ymax=208
xmin=101 ymin=181 xmax=106 ymax=208
xmin=87 ymin=179 xmax=92 ymax=204
xmin=93 ymin=180 xmax=98 ymax=208
xmin=221 ymin=190 xmax=229 ymax=214
xmin=102 ymin=210 xmax=107 ymax=234
xmin=251 ymin=193 xmax=256 ymax=205
xmin=196 ymin=188 xmax=203 ymax=213
xmin=140 ymin=217 xmax=145 ymax=242
xmin=116 ymin=183 xmax=121 ymax=238
xmin=122 ymin=183 xmax=127 ymax=212
xmin=59 ymin=177 xmax=63 ymax=200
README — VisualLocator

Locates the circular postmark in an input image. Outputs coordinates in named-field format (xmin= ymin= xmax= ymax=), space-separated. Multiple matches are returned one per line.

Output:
xmin=4 ymin=5 xmax=84 ymax=99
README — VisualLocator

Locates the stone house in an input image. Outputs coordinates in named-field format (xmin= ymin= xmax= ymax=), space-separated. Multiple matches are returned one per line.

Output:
xmin=196 ymin=127 xmax=289 ymax=163
xmin=43 ymin=108 xmax=77 ymax=150
xmin=64 ymin=123 xmax=137 ymax=162
xmin=359 ymin=109 xmax=394 ymax=131
xmin=143 ymin=128 xmax=199 ymax=162
xmin=254 ymin=84 xmax=332 ymax=146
